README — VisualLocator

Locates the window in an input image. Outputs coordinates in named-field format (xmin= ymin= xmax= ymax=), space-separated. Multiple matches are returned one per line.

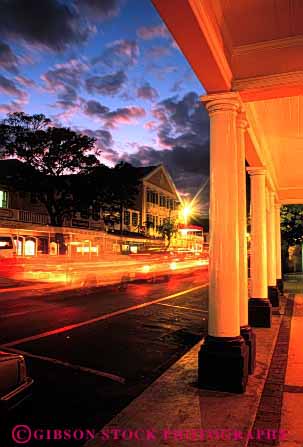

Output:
xmin=132 ymin=212 xmax=138 ymax=226
xmin=0 ymin=190 xmax=8 ymax=208
xmin=124 ymin=210 xmax=130 ymax=225
xmin=147 ymin=190 xmax=152 ymax=203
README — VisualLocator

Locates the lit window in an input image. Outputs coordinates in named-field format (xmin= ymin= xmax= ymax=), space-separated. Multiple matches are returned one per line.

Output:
xmin=124 ymin=210 xmax=130 ymax=225
xmin=0 ymin=190 xmax=8 ymax=208
xmin=132 ymin=212 xmax=138 ymax=226
xmin=25 ymin=239 xmax=35 ymax=256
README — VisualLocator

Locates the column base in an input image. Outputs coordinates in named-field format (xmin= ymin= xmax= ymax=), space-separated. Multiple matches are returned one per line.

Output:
xmin=276 ymin=278 xmax=284 ymax=294
xmin=268 ymin=285 xmax=280 ymax=307
xmin=240 ymin=325 xmax=256 ymax=375
xmin=248 ymin=298 xmax=272 ymax=328
xmin=198 ymin=335 xmax=249 ymax=393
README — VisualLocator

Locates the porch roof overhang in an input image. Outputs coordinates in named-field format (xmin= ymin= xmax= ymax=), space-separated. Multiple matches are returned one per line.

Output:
xmin=152 ymin=0 xmax=303 ymax=204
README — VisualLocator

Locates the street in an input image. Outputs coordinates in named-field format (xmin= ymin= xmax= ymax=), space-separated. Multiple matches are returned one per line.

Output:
xmin=0 ymin=268 xmax=208 ymax=446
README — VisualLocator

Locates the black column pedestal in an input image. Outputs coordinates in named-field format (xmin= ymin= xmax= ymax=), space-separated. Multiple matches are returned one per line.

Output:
xmin=276 ymin=278 xmax=284 ymax=294
xmin=198 ymin=335 xmax=249 ymax=393
xmin=240 ymin=325 xmax=256 ymax=375
xmin=248 ymin=298 xmax=272 ymax=328
xmin=268 ymin=285 xmax=280 ymax=307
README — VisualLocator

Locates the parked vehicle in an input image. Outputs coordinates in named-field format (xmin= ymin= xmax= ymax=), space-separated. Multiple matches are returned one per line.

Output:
xmin=0 ymin=351 xmax=33 ymax=412
xmin=0 ymin=236 xmax=16 ymax=258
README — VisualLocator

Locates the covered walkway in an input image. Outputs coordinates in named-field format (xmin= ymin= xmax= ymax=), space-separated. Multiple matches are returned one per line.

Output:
xmin=150 ymin=0 xmax=303 ymax=392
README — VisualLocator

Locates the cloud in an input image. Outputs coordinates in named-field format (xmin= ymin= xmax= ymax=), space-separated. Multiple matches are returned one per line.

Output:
xmin=83 ymin=128 xmax=113 ymax=148
xmin=104 ymin=106 xmax=146 ymax=128
xmin=93 ymin=40 xmax=139 ymax=68
xmin=83 ymin=99 xmax=145 ymax=128
xmin=42 ymin=59 xmax=88 ymax=90
xmin=137 ymin=24 xmax=170 ymax=40
xmin=80 ymin=127 xmax=120 ymax=165
xmin=117 ymin=92 xmax=210 ymax=197
xmin=148 ymin=63 xmax=178 ymax=80
xmin=85 ymin=70 xmax=127 ymax=96
xmin=153 ymin=92 xmax=209 ymax=146
xmin=0 ymin=74 xmax=27 ymax=100
xmin=145 ymin=46 xmax=171 ymax=59
xmin=0 ymin=41 xmax=19 ymax=74
xmin=0 ymin=99 xmax=27 ymax=114
xmin=137 ymin=82 xmax=158 ymax=101
xmin=55 ymin=85 xmax=79 ymax=109
xmin=75 ymin=0 xmax=120 ymax=21
xmin=144 ymin=121 xmax=158 ymax=130
xmin=83 ymin=99 xmax=110 ymax=117
xmin=42 ymin=59 xmax=88 ymax=109
xmin=0 ymin=0 xmax=94 ymax=52
xmin=15 ymin=75 xmax=36 ymax=88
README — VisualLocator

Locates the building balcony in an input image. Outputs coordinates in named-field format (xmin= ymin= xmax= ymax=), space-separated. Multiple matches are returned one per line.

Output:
xmin=0 ymin=207 xmax=50 ymax=226
xmin=0 ymin=207 xmax=104 ymax=231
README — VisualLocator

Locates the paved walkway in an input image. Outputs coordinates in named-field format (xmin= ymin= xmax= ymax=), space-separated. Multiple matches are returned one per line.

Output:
xmin=280 ymin=293 xmax=303 ymax=447
xmin=85 ymin=283 xmax=303 ymax=447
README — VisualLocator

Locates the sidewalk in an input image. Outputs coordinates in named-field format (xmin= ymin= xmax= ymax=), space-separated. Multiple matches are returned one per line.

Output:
xmin=86 ymin=281 xmax=302 ymax=447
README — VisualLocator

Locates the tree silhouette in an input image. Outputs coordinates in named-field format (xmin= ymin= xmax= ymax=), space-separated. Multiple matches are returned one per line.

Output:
xmin=0 ymin=112 xmax=99 ymax=226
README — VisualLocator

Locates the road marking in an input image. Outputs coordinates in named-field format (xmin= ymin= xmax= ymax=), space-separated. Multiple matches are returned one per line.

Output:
xmin=2 ymin=283 xmax=208 ymax=348
xmin=2 ymin=347 xmax=125 ymax=384
xmin=1 ymin=309 xmax=40 ymax=318
xmin=156 ymin=303 xmax=208 ymax=313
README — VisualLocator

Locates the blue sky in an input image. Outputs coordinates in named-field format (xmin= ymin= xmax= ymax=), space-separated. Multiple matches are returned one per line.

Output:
xmin=0 ymin=0 xmax=210 ymax=209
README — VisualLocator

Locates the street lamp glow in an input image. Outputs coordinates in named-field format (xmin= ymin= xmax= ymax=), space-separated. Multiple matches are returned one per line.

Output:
xmin=181 ymin=203 xmax=192 ymax=225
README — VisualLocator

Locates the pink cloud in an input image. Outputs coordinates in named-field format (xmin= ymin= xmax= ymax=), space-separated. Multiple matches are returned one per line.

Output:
xmin=137 ymin=24 xmax=170 ymax=40
xmin=105 ymin=106 xmax=146 ymax=128
xmin=144 ymin=120 xmax=158 ymax=130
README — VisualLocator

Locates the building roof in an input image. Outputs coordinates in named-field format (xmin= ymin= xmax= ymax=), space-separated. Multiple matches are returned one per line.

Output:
xmin=132 ymin=165 xmax=159 ymax=179
xmin=0 ymin=159 xmax=37 ymax=183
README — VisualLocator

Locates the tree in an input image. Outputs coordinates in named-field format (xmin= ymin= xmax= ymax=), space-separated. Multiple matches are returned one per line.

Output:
xmin=0 ymin=112 xmax=99 ymax=226
xmin=158 ymin=217 xmax=178 ymax=249
xmin=102 ymin=162 xmax=140 ymax=233
xmin=280 ymin=205 xmax=303 ymax=246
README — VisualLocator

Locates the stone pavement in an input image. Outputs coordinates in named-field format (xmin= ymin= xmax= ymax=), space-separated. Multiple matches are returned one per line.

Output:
xmin=86 ymin=280 xmax=303 ymax=447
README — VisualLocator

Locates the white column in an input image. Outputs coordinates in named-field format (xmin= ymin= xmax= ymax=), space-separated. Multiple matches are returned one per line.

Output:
xmin=275 ymin=202 xmax=282 ymax=280
xmin=202 ymin=93 xmax=241 ymax=337
xmin=237 ymin=113 xmax=249 ymax=328
xmin=247 ymin=168 xmax=268 ymax=299
xmin=267 ymin=191 xmax=277 ymax=286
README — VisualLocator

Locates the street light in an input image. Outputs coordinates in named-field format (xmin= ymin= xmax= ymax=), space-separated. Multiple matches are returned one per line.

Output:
xmin=181 ymin=203 xmax=192 ymax=225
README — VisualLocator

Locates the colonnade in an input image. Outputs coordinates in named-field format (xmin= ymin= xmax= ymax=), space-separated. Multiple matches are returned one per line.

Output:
xmin=198 ymin=92 xmax=282 ymax=393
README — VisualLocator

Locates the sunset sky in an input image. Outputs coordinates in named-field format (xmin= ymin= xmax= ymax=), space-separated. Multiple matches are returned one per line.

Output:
xmin=0 ymin=0 xmax=210 ymax=210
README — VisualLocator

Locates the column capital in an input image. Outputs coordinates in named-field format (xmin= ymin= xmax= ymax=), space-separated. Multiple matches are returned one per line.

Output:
xmin=274 ymin=202 xmax=281 ymax=210
xmin=246 ymin=167 xmax=267 ymax=176
xmin=200 ymin=92 xmax=241 ymax=115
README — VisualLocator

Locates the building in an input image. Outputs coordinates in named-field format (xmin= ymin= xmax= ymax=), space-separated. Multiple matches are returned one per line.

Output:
xmin=0 ymin=159 xmax=182 ymax=239
xmin=115 ymin=164 xmax=182 ymax=236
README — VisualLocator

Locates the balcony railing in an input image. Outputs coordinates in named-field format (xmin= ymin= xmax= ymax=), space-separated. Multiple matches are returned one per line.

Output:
xmin=0 ymin=207 xmax=50 ymax=225
xmin=19 ymin=210 xmax=49 ymax=225
xmin=0 ymin=207 xmax=104 ymax=230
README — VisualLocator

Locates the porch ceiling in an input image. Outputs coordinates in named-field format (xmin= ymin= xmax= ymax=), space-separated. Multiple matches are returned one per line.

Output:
xmin=152 ymin=0 xmax=303 ymax=203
